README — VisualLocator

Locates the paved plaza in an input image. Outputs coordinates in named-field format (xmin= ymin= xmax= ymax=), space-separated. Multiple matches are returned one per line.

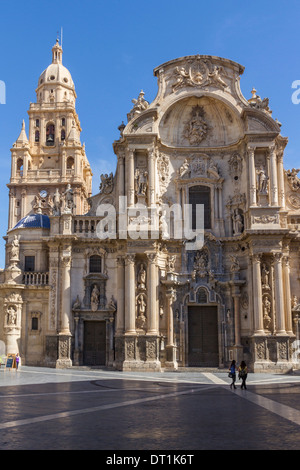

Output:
xmin=0 ymin=366 xmax=299 ymax=452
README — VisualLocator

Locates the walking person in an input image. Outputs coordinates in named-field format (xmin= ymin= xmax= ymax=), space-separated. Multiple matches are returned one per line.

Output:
xmin=229 ymin=360 xmax=237 ymax=389
xmin=238 ymin=361 xmax=248 ymax=389
xmin=15 ymin=353 xmax=20 ymax=370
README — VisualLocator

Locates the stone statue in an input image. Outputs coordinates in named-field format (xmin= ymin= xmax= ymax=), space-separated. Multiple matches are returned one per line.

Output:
xmin=100 ymin=173 xmax=114 ymax=194
xmin=135 ymin=169 xmax=148 ymax=196
xmin=263 ymin=296 xmax=272 ymax=330
xmin=136 ymin=294 xmax=147 ymax=329
xmin=7 ymin=305 xmax=17 ymax=325
xmin=256 ymin=166 xmax=269 ymax=193
xmin=91 ymin=285 xmax=100 ymax=312
xmin=230 ymin=255 xmax=239 ymax=273
xmin=261 ymin=263 xmax=270 ymax=290
xmin=159 ymin=210 xmax=169 ymax=239
xmin=63 ymin=184 xmax=74 ymax=214
xmin=52 ymin=188 xmax=61 ymax=216
xmin=179 ymin=158 xmax=190 ymax=178
xmin=138 ymin=264 xmax=146 ymax=290
xmin=10 ymin=235 xmax=20 ymax=261
xmin=72 ymin=295 xmax=81 ymax=310
xmin=232 ymin=209 xmax=243 ymax=235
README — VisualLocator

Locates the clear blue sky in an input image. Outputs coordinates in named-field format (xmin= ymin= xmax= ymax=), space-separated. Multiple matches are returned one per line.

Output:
xmin=0 ymin=0 xmax=300 ymax=268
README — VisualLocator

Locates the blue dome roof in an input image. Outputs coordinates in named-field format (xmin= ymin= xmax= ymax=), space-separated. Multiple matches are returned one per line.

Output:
xmin=12 ymin=213 xmax=50 ymax=230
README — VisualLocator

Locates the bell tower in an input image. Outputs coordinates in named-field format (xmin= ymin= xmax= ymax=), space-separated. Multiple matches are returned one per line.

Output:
xmin=8 ymin=39 xmax=92 ymax=230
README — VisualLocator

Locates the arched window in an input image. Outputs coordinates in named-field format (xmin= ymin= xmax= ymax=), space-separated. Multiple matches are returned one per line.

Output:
xmin=189 ymin=185 xmax=211 ymax=230
xmin=61 ymin=129 xmax=66 ymax=141
xmin=197 ymin=288 xmax=208 ymax=304
xmin=17 ymin=158 xmax=23 ymax=175
xmin=35 ymin=130 xmax=40 ymax=142
xmin=67 ymin=156 xmax=74 ymax=169
xmin=89 ymin=255 xmax=101 ymax=273
xmin=46 ymin=123 xmax=55 ymax=146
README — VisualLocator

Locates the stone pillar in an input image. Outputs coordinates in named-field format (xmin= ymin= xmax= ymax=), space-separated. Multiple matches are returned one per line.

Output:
xmin=273 ymin=252 xmax=287 ymax=335
xmin=127 ymin=149 xmax=135 ymax=207
xmin=282 ymin=255 xmax=293 ymax=335
xmin=165 ymin=287 xmax=178 ymax=370
xmin=233 ymin=292 xmax=241 ymax=346
xmin=118 ymin=152 xmax=125 ymax=197
xmin=146 ymin=253 xmax=158 ymax=334
xmin=277 ymin=151 xmax=285 ymax=207
xmin=148 ymin=147 xmax=156 ymax=206
xmin=269 ymin=145 xmax=278 ymax=206
xmin=124 ymin=253 xmax=136 ymax=334
xmin=248 ymin=147 xmax=257 ymax=206
xmin=56 ymin=246 xmax=72 ymax=368
xmin=252 ymin=253 xmax=265 ymax=335
xmin=73 ymin=316 xmax=80 ymax=365
xmin=116 ymin=255 xmax=125 ymax=335
xmin=8 ymin=189 xmax=15 ymax=230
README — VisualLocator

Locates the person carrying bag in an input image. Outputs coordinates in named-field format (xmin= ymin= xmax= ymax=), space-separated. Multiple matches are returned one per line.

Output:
xmin=238 ymin=361 xmax=248 ymax=389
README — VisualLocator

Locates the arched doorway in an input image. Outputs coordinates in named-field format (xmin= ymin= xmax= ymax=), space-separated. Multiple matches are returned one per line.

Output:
xmin=186 ymin=287 xmax=220 ymax=367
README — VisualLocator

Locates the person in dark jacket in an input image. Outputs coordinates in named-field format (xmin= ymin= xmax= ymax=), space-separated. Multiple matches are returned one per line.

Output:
xmin=229 ymin=360 xmax=237 ymax=389
xmin=238 ymin=361 xmax=248 ymax=389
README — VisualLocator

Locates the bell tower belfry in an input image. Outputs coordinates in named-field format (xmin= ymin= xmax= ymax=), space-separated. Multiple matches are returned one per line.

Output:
xmin=8 ymin=39 xmax=92 ymax=230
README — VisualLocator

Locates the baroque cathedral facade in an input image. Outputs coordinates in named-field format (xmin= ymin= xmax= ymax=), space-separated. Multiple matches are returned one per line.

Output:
xmin=1 ymin=40 xmax=300 ymax=372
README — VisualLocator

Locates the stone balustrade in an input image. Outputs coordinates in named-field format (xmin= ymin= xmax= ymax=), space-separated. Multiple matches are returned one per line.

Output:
xmin=23 ymin=271 xmax=49 ymax=286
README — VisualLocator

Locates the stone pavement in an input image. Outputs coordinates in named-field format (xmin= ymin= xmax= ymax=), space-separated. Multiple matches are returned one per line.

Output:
xmin=0 ymin=366 xmax=300 ymax=451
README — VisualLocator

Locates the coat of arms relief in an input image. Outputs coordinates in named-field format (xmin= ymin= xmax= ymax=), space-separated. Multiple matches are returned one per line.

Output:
xmin=171 ymin=58 xmax=228 ymax=93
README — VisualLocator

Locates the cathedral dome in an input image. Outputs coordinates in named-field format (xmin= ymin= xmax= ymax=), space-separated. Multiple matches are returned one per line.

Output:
xmin=11 ymin=213 xmax=50 ymax=231
xmin=36 ymin=39 xmax=75 ymax=92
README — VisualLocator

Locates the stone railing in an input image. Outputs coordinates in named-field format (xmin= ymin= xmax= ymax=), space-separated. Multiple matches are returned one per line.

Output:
xmin=23 ymin=272 xmax=49 ymax=286
xmin=73 ymin=217 xmax=102 ymax=237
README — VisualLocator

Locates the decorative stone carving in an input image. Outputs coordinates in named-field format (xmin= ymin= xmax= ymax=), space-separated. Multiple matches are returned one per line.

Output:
xmin=157 ymin=154 xmax=170 ymax=195
xmin=229 ymin=255 xmax=239 ymax=273
xmin=128 ymin=90 xmax=149 ymax=120
xmin=182 ymin=106 xmax=208 ymax=145
xmin=172 ymin=58 xmax=227 ymax=92
xmin=288 ymin=194 xmax=300 ymax=209
xmin=286 ymin=168 xmax=300 ymax=191
xmin=72 ymin=295 xmax=81 ymax=310
xmin=100 ymin=172 xmax=114 ymax=194
xmin=228 ymin=153 xmax=243 ymax=180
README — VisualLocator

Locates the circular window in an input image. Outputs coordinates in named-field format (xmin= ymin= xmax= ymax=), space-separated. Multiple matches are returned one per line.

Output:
xmin=50 ymin=75 xmax=55 ymax=80
xmin=40 ymin=190 xmax=47 ymax=198
xmin=63 ymin=77 xmax=68 ymax=83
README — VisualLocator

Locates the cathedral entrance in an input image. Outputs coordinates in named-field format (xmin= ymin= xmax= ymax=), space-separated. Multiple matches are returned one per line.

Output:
xmin=188 ymin=306 xmax=218 ymax=367
xmin=83 ymin=321 xmax=106 ymax=366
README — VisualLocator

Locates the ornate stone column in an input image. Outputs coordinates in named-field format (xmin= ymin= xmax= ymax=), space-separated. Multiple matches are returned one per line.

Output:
xmin=116 ymin=255 xmax=125 ymax=335
xmin=124 ymin=253 xmax=136 ymax=334
xmin=56 ymin=245 xmax=72 ymax=368
xmin=165 ymin=287 xmax=178 ymax=370
xmin=269 ymin=145 xmax=278 ymax=206
xmin=277 ymin=150 xmax=285 ymax=207
xmin=146 ymin=253 xmax=159 ymax=335
xmin=3 ymin=290 xmax=23 ymax=356
xmin=148 ymin=147 xmax=156 ymax=207
xmin=248 ymin=146 xmax=257 ymax=206
xmin=126 ymin=148 xmax=135 ymax=207
xmin=252 ymin=253 xmax=265 ymax=335
xmin=118 ymin=152 xmax=125 ymax=197
xmin=273 ymin=252 xmax=287 ymax=335
xmin=282 ymin=255 xmax=293 ymax=335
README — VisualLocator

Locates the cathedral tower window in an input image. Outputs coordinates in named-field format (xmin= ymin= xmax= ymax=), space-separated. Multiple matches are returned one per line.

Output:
xmin=35 ymin=119 xmax=40 ymax=127
xmin=46 ymin=123 xmax=55 ymax=146
xmin=61 ymin=129 xmax=66 ymax=141
xmin=89 ymin=255 xmax=102 ymax=273
xmin=24 ymin=256 xmax=35 ymax=272
xmin=17 ymin=158 xmax=23 ymax=175
xmin=189 ymin=185 xmax=211 ymax=230
xmin=61 ymin=118 xmax=65 ymax=126
xmin=35 ymin=130 xmax=40 ymax=142
xmin=67 ymin=156 xmax=74 ymax=169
